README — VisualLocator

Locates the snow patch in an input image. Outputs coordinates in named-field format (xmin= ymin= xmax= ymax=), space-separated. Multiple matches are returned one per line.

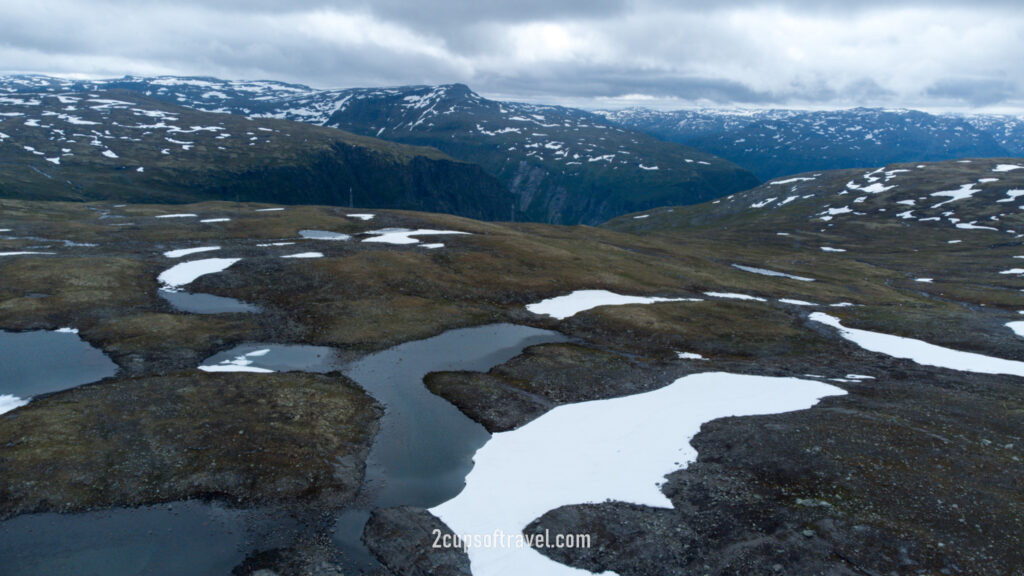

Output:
xmin=811 ymin=313 xmax=1024 ymax=376
xmin=282 ymin=252 xmax=323 ymax=259
xmin=931 ymin=184 xmax=980 ymax=208
xmin=431 ymin=372 xmax=845 ymax=576
xmin=526 ymin=290 xmax=697 ymax=320
xmin=732 ymin=264 xmax=815 ymax=282
xmin=0 ymin=395 xmax=29 ymax=415
xmin=768 ymin=176 xmax=817 ymax=185
xmin=163 ymin=246 xmax=220 ymax=258
xmin=704 ymin=292 xmax=767 ymax=302
xmin=158 ymin=258 xmax=240 ymax=290
xmin=363 ymin=228 xmax=469 ymax=246
xmin=1006 ymin=322 xmax=1024 ymax=337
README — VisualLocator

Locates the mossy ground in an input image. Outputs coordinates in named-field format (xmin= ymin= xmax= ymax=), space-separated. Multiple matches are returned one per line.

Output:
xmin=1 ymin=174 xmax=1023 ymax=574
xmin=0 ymin=372 xmax=380 ymax=519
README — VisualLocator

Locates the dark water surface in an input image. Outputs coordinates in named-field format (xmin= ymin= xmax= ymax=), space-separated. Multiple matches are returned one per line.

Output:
xmin=333 ymin=323 xmax=568 ymax=571
xmin=0 ymin=324 xmax=566 ymax=574
xmin=0 ymin=329 xmax=118 ymax=399
xmin=158 ymin=289 xmax=260 ymax=314
xmin=199 ymin=343 xmax=340 ymax=373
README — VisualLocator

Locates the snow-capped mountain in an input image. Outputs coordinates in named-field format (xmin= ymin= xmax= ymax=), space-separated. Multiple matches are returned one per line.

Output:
xmin=0 ymin=75 xmax=759 ymax=225
xmin=599 ymin=107 xmax=1015 ymax=181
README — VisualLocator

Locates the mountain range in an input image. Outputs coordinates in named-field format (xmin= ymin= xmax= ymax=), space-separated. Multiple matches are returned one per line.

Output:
xmin=599 ymin=107 xmax=1022 ymax=180
xmin=1 ymin=75 xmax=759 ymax=225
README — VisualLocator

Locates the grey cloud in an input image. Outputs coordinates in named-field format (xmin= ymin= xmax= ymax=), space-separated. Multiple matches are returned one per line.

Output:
xmin=925 ymin=78 xmax=1018 ymax=106
xmin=1 ymin=0 xmax=1022 ymax=111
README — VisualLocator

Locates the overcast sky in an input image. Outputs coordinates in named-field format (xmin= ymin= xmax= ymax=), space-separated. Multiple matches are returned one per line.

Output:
xmin=2 ymin=0 xmax=1022 ymax=112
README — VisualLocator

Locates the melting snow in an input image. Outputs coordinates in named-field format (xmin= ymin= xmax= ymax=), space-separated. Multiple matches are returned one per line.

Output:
xmin=281 ymin=252 xmax=323 ymax=259
xmin=676 ymin=352 xmax=706 ymax=360
xmin=1006 ymin=322 xmax=1024 ymax=337
xmin=769 ymin=176 xmax=817 ymax=185
xmin=704 ymin=292 xmax=767 ymax=302
xmin=993 ymin=164 xmax=1023 ymax=173
xmin=255 ymin=207 xmax=285 ymax=212
xmin=198 ymin=349 xmax=274 ymax=373
xmin=931 ymin=184 xmax=980 ymax=208
xmin=526 ymin=290 xmax=697 ymax=320
xmin=200 ymin=218 xmax=231 ymax=223
xmin=363 ymin=228 xmax=469 ymax=246
xmin=916 ymin=278 xmax=934 ymax=283
xmin=101 ymin=149 xmax=118 ymax=159
xmin=779 ymin=298 xmax=816 ymax=306
xmin=750 ymin=197 xmax=777 ymax=209
xmin=956 ymin=222 xmax=999 ymax=231
xmin=163 ymin=246 xmax=220 ymax=258
xmin=347 ymin=213 xmax=375 ymax=221
xmin=820 ymin=247 xmax=846 ymax=253
xmin=155 ymin=213 xmax=197 ymax=219
xmin=431 ymin=373 xmax=845 ymax=576
xmin=732 ymin=264 xmax=815 ymax=282
xmin=811 ymin=312 xmax=1024 ymax=377
xmin=633 ymin=214 xmax=650 ymax=219
xmin=0 ymin=395 xmax=29 ymax=415
xmin=0 ymin=251 xmax=55 ymax=256
xmin=996 ymin=190 xmax=1024 ymax=203
xmin=158 ymin=258 xmax=240 ymax=290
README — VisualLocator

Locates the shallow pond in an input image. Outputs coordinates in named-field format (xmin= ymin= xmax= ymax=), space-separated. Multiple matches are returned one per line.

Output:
xmin=0 ymin=501 xmax=298 ymax=576
xmin=198 ymin=343 xmax=341 ymax=373
xmin=0 ymin=329 xmax=118 ymax=409
xmin=158 ymin=289 xmax=260 ymax=314
xmin=0 ymin=323 xmax=566 ymax=574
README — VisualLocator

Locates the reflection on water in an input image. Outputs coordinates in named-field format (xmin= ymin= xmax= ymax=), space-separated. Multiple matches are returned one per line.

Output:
xmin=159 ymin=289 xmax=260 ymax=314
xmin=0 ymin=324 xmax=566 ymax=575
xmin=0 ymin=501 xmax=298 ymax=576
xmin=333 ymin=323 xmax=568 ymax=571
xmin=0 ymin=329 xmax=118 ymax=401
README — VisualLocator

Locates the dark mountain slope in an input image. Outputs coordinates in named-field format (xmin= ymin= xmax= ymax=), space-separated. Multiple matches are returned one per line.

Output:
xmin=1 ymin=75 xmax=759 ymax=224
xmin=0 ymin=88 xmax=511 ymax=219
xmin=601 ymin=107 xmax=1012 ymax=180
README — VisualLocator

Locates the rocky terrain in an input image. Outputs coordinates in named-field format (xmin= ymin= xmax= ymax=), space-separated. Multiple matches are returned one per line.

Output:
xmin=1 ymin=158 xmax=1022 ymax=574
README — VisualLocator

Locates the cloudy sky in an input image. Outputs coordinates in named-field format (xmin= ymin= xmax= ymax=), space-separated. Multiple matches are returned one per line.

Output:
xmin=2 ymin=0 xmax=1022 ymax=112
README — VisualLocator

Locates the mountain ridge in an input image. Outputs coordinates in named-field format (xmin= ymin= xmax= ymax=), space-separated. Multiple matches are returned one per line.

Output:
xmin=598 ymin=106 xmax=1017 ymax=181
xmin=1 ymin=75 xmax=760 ymax=225
xmin=0 ymin=86 xmax=513 ymax=218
